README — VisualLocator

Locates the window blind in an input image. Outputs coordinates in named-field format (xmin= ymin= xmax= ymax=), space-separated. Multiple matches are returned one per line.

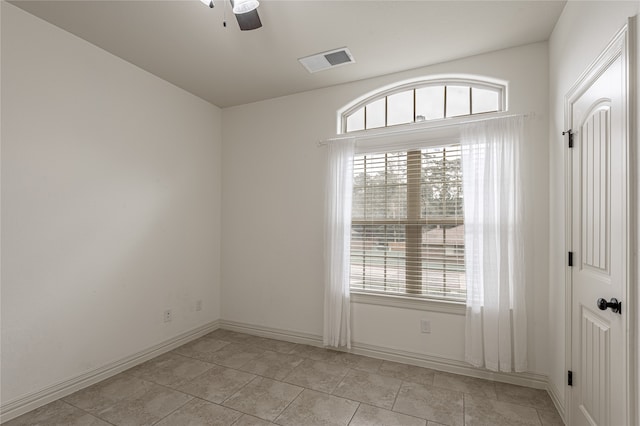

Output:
xmin=350 ymin=145 xmax=466 ymax=302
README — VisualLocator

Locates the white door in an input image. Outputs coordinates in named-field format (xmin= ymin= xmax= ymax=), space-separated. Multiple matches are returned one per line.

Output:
xmin=568 ymin=25 xmax=632 ymax=426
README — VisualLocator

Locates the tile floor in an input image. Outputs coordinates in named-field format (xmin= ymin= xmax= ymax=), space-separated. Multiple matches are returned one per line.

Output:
xmin=4 ymin=329 xmax=564 ymax=426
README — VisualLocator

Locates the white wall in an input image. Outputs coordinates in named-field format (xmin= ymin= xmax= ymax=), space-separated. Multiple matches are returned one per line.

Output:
xmin=548 ymin=0 xmax=640 ymax=413
xmin=222 ymin=43 xmax=550 ymax=376
xmin=1 ymin=2 xmax=222 ymax=405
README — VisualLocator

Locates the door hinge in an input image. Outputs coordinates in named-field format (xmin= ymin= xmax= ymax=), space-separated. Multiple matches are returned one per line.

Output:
xmin=568 ymin=251 xmax=573 ymax=267
xmin=568 ymin=370 xmax=573 ymax=386
xmin=563 ymin=129 xmax=574 ymax=148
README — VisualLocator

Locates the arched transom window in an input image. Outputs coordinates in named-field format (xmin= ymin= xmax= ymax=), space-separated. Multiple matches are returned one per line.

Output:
xmin=342 ymin=78 xmax=506 ymax=133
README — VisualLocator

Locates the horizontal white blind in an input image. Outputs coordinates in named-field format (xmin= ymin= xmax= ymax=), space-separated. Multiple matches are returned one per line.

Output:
xmin=350 ymin=145 xmax=465 ymax=301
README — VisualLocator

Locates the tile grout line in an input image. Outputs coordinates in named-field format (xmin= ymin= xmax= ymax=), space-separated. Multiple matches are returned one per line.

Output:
xmin=271 ymin=385 xmax=305 ymax=425
xmin=163 ymin=395 xmax=246 ymax=425
xmin=219 ymin=375 xmax=262 ymax=407
xmin=148 ymin=396 xmax=194 ymax=426
xmin=345 ymin=401 xmax=361 ymax=425
xmin=389 ymin=380 xmax=403 ymax=414
xmin=60 ymin=399 xmax=119 ymax=426
xmin=534 ymin=407 xmax=544 ymax=426
xmin=328 ymin=366 xmax=353 ymax=394
xmin=462 ymin=391 xmax=466 ymax=425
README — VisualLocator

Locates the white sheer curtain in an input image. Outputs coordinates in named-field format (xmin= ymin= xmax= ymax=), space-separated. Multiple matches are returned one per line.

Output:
xmin=461 ymin=115 xmax=527 ymax=372
xmin=323 ymin=139 xmax=355 ymax=348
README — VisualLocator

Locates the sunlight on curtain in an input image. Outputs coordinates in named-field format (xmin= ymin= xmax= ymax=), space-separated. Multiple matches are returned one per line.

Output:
xmin=461 ymin=115 xmax=527 ymax=372
xmin=324 ymin=139 xmax=355 ymax=348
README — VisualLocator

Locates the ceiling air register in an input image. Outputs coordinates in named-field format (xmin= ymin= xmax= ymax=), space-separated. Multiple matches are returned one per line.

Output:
xmin=298 ymin=48 xmax=356 ymax=73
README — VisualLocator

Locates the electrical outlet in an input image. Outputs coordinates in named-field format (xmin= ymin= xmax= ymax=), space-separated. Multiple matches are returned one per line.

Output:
xmin=420 ymin=319 xmax=431 ymax=333
xmin=164 ymin=309 xmax=172 ymax=323
xmin=195 ymin=300 xmax=202 ymax=311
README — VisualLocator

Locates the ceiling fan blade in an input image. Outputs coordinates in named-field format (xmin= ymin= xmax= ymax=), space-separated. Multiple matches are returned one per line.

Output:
xmin=235 ymin=9 xmax=262 ymax=31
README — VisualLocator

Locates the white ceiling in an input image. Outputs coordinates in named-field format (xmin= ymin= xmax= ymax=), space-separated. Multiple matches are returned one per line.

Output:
xmin=11 ymin=0 xmax=566 ymax=108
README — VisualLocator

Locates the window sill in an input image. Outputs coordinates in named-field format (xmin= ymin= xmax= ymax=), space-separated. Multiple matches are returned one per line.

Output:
xmin=350 ymin=291 xmax=466 ymax=316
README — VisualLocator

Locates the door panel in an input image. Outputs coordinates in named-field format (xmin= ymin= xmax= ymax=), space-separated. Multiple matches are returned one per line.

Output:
xmin=579 ymin=307 xmax=610 ymax=425
xmin=580 ymin=104 xmax=610 ymax=273
xmin=568 ymin=25 xmax=630 ymax=426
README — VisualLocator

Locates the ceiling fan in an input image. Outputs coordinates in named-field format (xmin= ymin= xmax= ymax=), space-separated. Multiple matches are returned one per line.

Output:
xmin=200 ymin=0 xmax=262 ymax=31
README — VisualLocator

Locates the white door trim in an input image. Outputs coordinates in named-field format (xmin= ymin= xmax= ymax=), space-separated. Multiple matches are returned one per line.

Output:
xmin=563 ymin=18 xmax=637 ymax=426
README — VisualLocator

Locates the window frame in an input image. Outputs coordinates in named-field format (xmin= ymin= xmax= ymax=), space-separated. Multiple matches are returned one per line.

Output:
xmin=350 ymin=145 xmax=466 ymax=304
xmin=350 ymin=291 xmax=466 ymax=315
xmin=340 ymin=77 xmax=507 ymax=134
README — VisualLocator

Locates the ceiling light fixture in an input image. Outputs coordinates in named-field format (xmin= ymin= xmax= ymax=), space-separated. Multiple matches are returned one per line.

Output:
xmin=232 ymin=0 xmax=259 ymax=14
xmin=199 ymin=0 xmax=262 ymax=31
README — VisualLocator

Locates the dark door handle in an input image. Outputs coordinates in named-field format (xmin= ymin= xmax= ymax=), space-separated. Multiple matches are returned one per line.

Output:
xmin=597 ymin=298 xmax=621 ymax=314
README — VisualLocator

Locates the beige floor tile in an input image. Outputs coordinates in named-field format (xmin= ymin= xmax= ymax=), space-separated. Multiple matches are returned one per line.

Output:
xmin=464 ymin=394 xmax=542 ymax=426
xmin=330 ymin=352 xmax=384 ymax=373
xmin=230 ymin=334 xmax=274 ymax=348
xmin=233 ymin=413 xmax=276 ymax=425
xmin=291 ymin=346 xmax=382 ymax=372
xmin=64 ymin=373 xmax=154 ymax=414
xmin=96 ymin=383 xmax=192 ymax=426
xmin=176 ymin=364 xmax=256 ymax=403
xmin=289 ymin=344 xmax=341 ymax=362
xmin=154 ymin=399 xmax=242 ymax=426
xmin=537 ymin=408 xmax=564 ymax=426
xmin=393 ymin=382 xmax=463 ymax=426
xmin=252 ymin=337 xmax=299 ymax=354
xmin=126 ymin=352 xmax=214 ymax=388
xmin=283 ymin=359 xmax=349 ymax=393
xmin=349 ymin=404 xmax=427 ymax=426
xmin=223 ymin=376 xmax=303 ymax=421
xmin=432 ymin=372 xmax=497 ymax=399
xmin=172 ymin=336 xmax=230 ymax=359
xmin=275 ymin=389 xmax=359 ymax=426
xmin=206 ymin=329 xmax=253 ymax=343
xmin=200 ymin=343 xmax=266 ymax=369
xmin=212 ymin=331 xmax=289 ymax=351
xmin=3 ymin=400 xmax=110 ymax=426
xmin=377 ymin=360 xmax=436 ymax=386
xmin=239 ymin=350 xmax=304 ymax=380
xmin=495 ymin=382 xmax=556 ymax=412
xmin=332 ymin=370 xmax=402 ymax=410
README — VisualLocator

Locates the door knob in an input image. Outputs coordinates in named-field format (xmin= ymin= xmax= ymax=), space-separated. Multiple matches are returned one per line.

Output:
xmin=597 ymin=298 xmax=621 ymax=314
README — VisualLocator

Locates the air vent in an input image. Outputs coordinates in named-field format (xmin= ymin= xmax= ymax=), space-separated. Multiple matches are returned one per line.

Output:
xmin=298 ymin=47 xmax=355 ymax=73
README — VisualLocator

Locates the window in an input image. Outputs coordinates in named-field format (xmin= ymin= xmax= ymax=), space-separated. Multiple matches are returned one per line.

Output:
xmin=350 ymin=145 xmax=465 ymax=301
xmin=343 ymin=79 xmax=504 ymax=133
xmin=339 ymin=76 xmax=507 ymax=303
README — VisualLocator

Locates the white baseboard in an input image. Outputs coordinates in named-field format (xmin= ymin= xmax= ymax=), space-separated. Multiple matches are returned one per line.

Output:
xmin=222 ymin=320 xmax=323 ymax=346
xmin=350 ymin=342 xmax=548 ymax=389
xmin=220 ymin=320 xmax=549 ymax=390
xmin=0 ymin=320 xmax=221 ymax=423
xmin=546 ymin=381 xmax=566 ymax=424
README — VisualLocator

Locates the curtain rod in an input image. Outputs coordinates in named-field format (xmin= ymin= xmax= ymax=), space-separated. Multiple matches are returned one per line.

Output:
xmin=316 ymin=112 xmax=535 ymax=147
